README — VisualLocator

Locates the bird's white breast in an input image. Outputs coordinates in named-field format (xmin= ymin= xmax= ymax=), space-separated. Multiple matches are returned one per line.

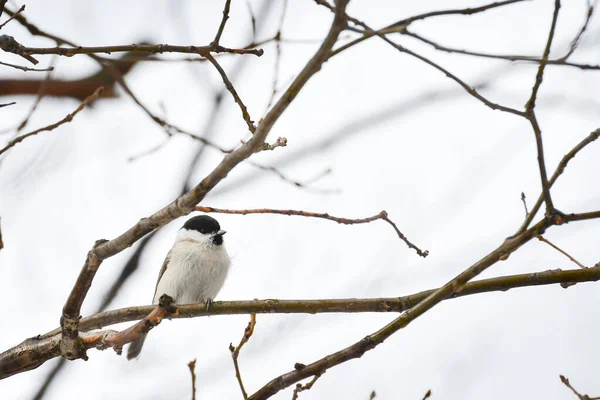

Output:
xmin=153 ymin=236 xmax=230 ymax=305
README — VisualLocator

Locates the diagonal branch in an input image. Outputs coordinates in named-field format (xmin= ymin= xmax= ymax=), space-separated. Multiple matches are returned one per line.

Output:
xmin=204 ymin=53 xmax=256 ymax=133
xmin=246 ymin=214 xmax=561 ymax=399
xmin=211 ymin=0 xmax=232 ymax=47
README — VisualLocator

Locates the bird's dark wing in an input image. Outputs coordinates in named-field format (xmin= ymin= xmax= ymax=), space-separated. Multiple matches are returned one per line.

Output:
xmin=153 ymin=252 xmax=171 ymax=300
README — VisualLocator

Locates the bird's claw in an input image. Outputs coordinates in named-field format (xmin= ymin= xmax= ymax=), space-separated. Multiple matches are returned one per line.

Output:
xmin=204 ymin=298 xmax=213 ymax=312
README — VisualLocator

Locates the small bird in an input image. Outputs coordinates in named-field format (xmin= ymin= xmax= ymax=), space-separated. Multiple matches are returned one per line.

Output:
xmin=127 ymin=215 xmax=231 ymax=360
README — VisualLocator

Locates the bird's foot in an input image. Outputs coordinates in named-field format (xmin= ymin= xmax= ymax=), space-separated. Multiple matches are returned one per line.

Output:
xmin=204 ymin=298 xmax=213 ymax=312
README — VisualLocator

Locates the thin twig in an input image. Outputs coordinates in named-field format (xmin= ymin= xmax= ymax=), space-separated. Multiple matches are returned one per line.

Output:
xmin=263 ymin=0 xmax=288 ymax=114
xmin=246 ymin=1 xmax=256 ymax=41
xmin=211 ymin=0 xmax=232 ymax=47
xmin=422 ymin=389 xmax=432 ymax=400
xmin=188 ymin=359 xmax=197 ymax=400
xmin=0 ymin=216 xmax=3 ymax=251
xmin=558 ymin=1 xmax=596 ymax=61
xmin=537 ymin=235 xmax=587 ymax=269
xmin=404 ymin=29 xmax=600 ymax=71
xmin=0 ymin=101 xmax=15 ymax=108
xmin=204 ymin=53 xmax=256 ymax=133
xmin=517 ymin=128 xmax=600 ymax=234
xmin=560 ymin=375 xmax=600 ymax=400
xmin=194 ymin=206 xmax=428 ymax=257
xmin=521 ymin=192 xmax=529 ymax=217
xmin=0 ymin=60 xmax=53 ymax=72
xmin=0 ymin=4 xmax=24 ymax=29
xmin=291 ymin=374 xmax=321 ymax=400
xmin=5 ymin=41 xmax=263 ymax=58
xmin=524 ymin=0 xmax=561 ymax=215
xmin=229 ymin=314 xmax=257 ymax=399
xmin=17 ymin=59 xmax=55 ymax=132
xmin=0 ymin=87 xmax=103 ymax=157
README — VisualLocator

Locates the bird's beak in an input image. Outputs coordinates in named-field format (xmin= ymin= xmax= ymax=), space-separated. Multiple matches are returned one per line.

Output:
xmin=215 ymin=230 xmax=226 ymax=236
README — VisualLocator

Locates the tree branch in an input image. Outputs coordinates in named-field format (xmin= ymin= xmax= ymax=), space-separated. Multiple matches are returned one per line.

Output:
xmin=0 ymin=87 xmax=103 ymax=158
xmin=2 ymin=266 xmax=598 ymax=380
xmin=524 ymin=0 xmax=561 ymax=216
xmin=195 ymin=206 xmax=428 ymax=257
xmin=517 ymin=126 xmax=600 ymax=234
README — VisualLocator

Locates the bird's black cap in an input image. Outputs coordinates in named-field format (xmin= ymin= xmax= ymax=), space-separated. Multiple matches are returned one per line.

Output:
xmin=182 ymin=215 xmax=221 ymax=235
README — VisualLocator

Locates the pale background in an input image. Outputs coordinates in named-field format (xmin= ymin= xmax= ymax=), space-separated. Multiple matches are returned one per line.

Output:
xmin=1 ymin=0 xmax=599 ymax=399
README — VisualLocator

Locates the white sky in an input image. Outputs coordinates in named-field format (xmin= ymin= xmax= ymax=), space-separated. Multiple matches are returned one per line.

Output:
xmin=1 ymin=0 xmax=600 ymax=399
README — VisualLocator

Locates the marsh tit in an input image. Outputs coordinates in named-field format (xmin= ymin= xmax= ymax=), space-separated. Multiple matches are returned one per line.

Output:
xmin=127 ymin=215 xmax=230 ymax=360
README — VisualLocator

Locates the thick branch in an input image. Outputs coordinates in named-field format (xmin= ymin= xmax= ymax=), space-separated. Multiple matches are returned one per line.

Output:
xmin=1 ymin=296 xmax=177 ymax=380
xmin=2 ymin=266 xmax=599 ymax=380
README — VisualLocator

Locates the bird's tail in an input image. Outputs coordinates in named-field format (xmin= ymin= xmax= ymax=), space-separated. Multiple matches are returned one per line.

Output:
xmin=127 ymin=333 xmax=148 ymax=360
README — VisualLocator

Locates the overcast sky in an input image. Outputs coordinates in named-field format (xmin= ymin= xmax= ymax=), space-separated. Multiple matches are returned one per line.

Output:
xmin=1 ymin=0 xmax=600 ymax=399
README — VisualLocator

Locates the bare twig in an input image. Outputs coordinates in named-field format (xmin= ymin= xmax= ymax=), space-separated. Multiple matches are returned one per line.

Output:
xmin=261 ymin=136 xmax=287 ymax=150
xmin=0 ymin=34 xmax=38 ymax=64
xmin=211 ymin=0 xmax=232 ymax=47
xmin=229 ymin=314 xmax=257 ymax=399
xmin=291 ymin=374 xmax=321 ymax=400
xmin=194 ymin=206 xmax=428 ymax=257
xmin=560 ymin=375 xmax=600 ymax=400
xmin=263 ymin=0 xmax=288 ymax=114
xmin=524 ymin=0 xmax=561 ymax=215
xmin=0 ymin=101 xmax=15 ymax=108
xmin=0 ymin=4 xmax=24 ymax=30
xmin=17 ymin=60 xmax=55 ymax=133
xmin=537 ymin=235 xmax=587 ymax=269
xmin=369 ymin=391 xmax=376 ymax=400
xmin=559 ymin=1 xmax=596 ymax=61
xmin=517 ymin=127 xmax=600 ymax=234
xmin=404 ymin=30 xmax=600 ymax=71
xmin=0 ymin=60 xmax=53 ymax=72
xmin=4 ymin=41 xmax=263 ymax=59
xmin=188 ymin=359 xmax=197 ymax=400
xmin=248 ymin=163 xmax=337 ymax=193
xmin=204 ymin=52 xmax=256 ymax=133
xmin=0 ymin=216 xmax=3 ymax=251
xmin=0 ymin=87 xmax=103 ymax=157
xmin=422 ymin=389 xmax=432 ymax=400
xmin=521 ymin=192 xmax=529 ymax=217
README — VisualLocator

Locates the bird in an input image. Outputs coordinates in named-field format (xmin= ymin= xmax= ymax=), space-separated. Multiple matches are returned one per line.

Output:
xmin=127 ymin=215 xmax=230 ymax=360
